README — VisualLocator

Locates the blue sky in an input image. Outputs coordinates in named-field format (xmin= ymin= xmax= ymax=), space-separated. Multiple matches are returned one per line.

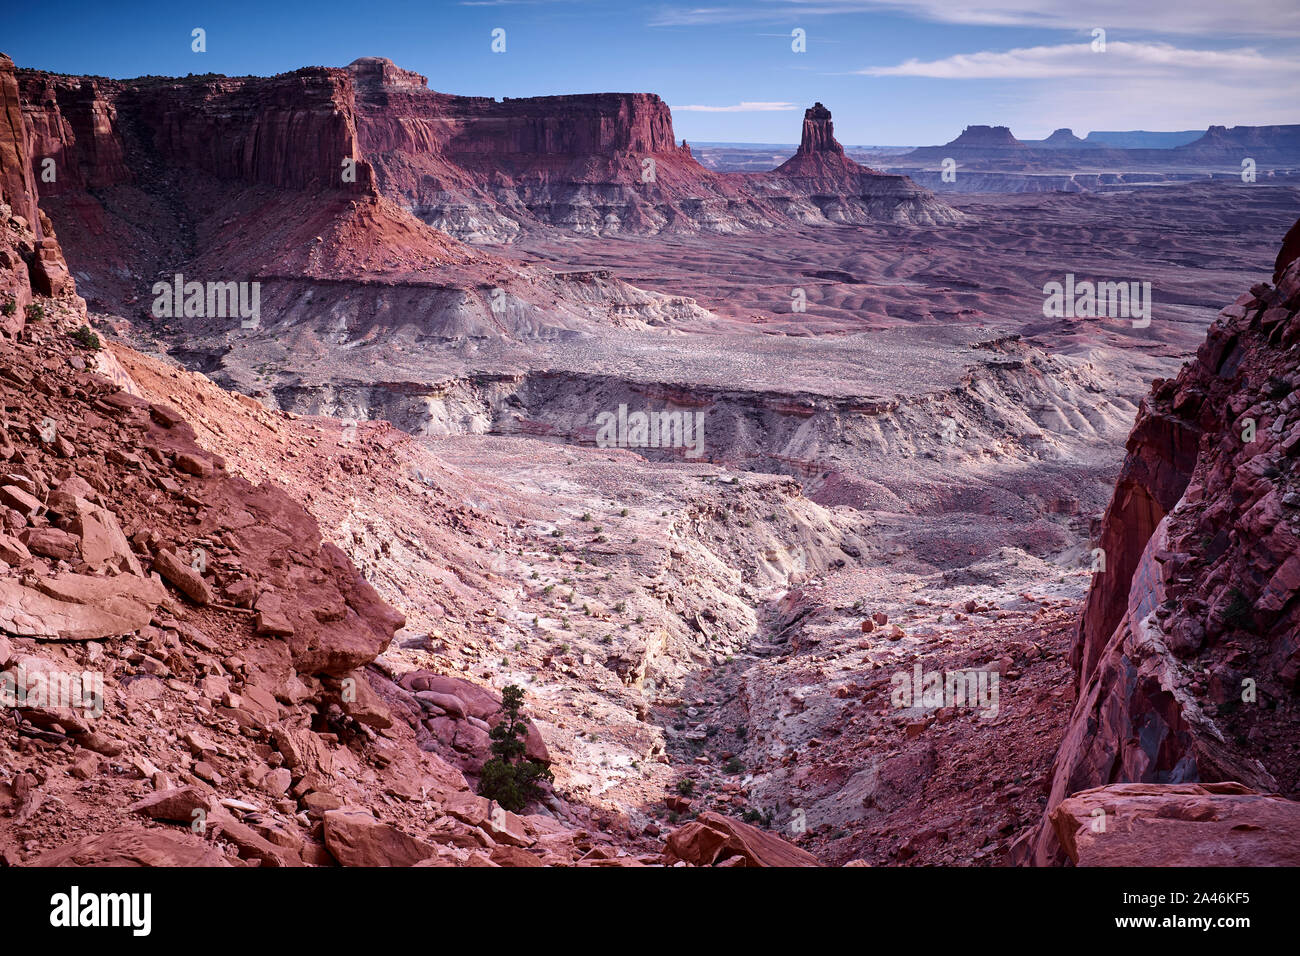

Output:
xmin=4 ymin=0 xmax=1298 ymax=144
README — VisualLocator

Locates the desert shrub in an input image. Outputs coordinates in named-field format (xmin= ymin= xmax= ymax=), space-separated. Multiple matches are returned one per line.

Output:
xmin=477 ymin=684 xmax=553 ymax=813
xmin=24 ymin=302 xmax=44 ymax=321
xmin=1223 ymin=588 xmax=1255 ymax=632
xmin=71 ymin=325 xmax=101 ymax=350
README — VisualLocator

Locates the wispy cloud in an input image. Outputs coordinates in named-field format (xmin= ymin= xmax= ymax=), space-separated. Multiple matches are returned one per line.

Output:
xmin=672 ymin=101 xmax=800 ymax=111
xmin=858 ymin=41 xmax=1298 ymax=78
xmin=649 ymin=0 xmax=1300 ymax=36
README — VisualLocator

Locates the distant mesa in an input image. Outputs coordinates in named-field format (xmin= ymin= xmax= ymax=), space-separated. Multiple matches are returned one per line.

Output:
xmin=1029 ymin=128 xmax=1097 ymax=150
xmin=1186 ymin=123 xmax=1300 ymax=151
xmin=945 ymin=125 xmax=1024 ymax=148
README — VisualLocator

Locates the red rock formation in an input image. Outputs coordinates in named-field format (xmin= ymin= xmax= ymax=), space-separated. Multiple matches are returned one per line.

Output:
xmin=19 ymin=71 xmax=129 ymax=192
xmin=344 ymin=63 xmax=958 ymax=235
xmin=1276 ymin=217 xmax=1300 ymax=283
xmin=1051 ymin=782 xmax=1300 ymax=866
xmin=774 ymin=102 xmax=860 ymax=177
xmin=1 ymin=54 xmax=42 ymax=229
xmin=1073 ymin=384 xmax=1200 ymax=686
xmin=1020 ymin=220 xmax=1300 ymax=865
xmin=765 ymin=102 xmax=955 ymax=225
xmin=8 ymin=56 xmax=958 ymax=342
xmin=0 ymin=53 xmax=77 ymax=325
xmin=796 ymin=102 xmax=842 ymax=156
xmin=663 ymin=810 xmax=820 ymax=866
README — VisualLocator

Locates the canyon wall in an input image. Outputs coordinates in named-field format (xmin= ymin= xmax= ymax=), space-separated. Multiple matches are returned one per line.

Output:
xmin=1021 ymin=222 xmax=1300 ymax=864
xmin=0 ymin=54 xmax=77 ymax=332
xmin=19 ymin=66 xmax=373 ymax=194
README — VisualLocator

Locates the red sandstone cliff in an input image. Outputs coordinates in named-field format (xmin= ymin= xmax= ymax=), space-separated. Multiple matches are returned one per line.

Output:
xmin=344 ymin=60 xmax=959 ymax=237
xmin=1019 ymin=221 xmax=1300 ymax=865
xmin=0 ymin=53 xmax=77 ymax=330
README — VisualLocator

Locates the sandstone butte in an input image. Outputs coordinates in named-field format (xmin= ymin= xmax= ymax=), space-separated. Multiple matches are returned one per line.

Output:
xmin=1 ymin=46 xmax=1299 ymax=867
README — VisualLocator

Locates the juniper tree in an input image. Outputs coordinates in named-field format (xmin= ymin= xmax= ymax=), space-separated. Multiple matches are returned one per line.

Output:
xmin=478 ymin=684 xmax=553 ymax=812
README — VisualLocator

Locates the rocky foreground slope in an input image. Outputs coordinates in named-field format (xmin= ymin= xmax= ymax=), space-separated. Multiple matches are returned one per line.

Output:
xmin=1017 ymin=220 xmax=1300 ymax=865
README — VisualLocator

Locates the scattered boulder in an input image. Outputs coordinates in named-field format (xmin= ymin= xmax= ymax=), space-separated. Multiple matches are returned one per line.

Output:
xmin=664 ymin=811 xmax=820 ymax=867
xmin=30 ymin=828 xmax=230 ymax=867
xmin=323 ymin=808 xmax=437 ymax=867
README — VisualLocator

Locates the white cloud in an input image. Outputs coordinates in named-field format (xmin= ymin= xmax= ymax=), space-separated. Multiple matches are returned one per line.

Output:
xmin=858 ymin=41 xmax=1299 ymax=78
xmin=649 ymin=0 xmax=1300 ymax=36
xmin=672 ymin=101 xmax=801 ymax=111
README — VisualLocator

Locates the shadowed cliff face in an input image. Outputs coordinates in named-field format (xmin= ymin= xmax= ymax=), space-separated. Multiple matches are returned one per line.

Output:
xmin=1020 ymin=220 xmax=1300 ymax=865
xmin=20 ymin=66 xmax=374 ymax=194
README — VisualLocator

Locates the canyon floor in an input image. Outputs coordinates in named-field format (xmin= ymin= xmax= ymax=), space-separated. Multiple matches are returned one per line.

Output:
xmin=100 ymin=179 xmax=1298 ymax=864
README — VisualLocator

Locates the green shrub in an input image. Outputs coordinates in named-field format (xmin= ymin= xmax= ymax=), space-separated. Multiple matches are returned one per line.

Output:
xmin=24 ymin=303 xmax=44 ymax=321
xmin=476 ymin=685 xmax=553 ymax=813
xmin=0 ymin=297 xmax=15 ymax=317
xmin=71 ymin=325 xmax=102 ymax=350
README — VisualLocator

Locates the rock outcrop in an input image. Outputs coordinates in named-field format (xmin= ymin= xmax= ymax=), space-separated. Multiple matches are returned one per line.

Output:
xmin=14 ymin=57 xmax=958 ymax=252
xmin=795 ymin=102 xmax=842 ymax=156
xmin=1020 ymin=219 xmax=1300 ymax=865
xmin=663 ymin=810 xmax=821 ymax=866
xmin=1050 ymin=782 xmax=1300 ymax=867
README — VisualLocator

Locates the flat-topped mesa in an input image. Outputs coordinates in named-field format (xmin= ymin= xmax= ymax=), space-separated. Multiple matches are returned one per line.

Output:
xmin=947 ymin=124 xmax=1024 ymax=148
xmin=1040 ymin=128 xmax=1087 ymax=147
xmin=17 ymin=64 xmax=378 ymax=194
xmin=797 ymin=102 xmax=844 ymax=156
